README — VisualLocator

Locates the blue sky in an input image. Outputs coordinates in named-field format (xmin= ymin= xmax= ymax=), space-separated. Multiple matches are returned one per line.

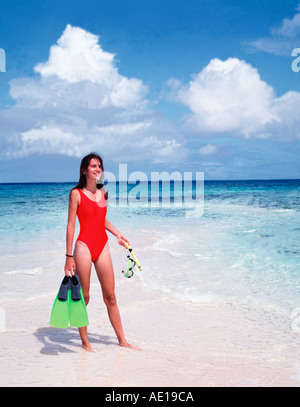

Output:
xmin=0 ymin=0 xmax=300 ymax=181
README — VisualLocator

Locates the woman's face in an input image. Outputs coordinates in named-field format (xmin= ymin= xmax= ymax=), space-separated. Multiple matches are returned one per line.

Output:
xmin=84 ymin=158 xmax=102 ymax=181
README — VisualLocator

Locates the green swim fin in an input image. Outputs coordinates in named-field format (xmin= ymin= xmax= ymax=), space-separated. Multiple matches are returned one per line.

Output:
xmin=69 ymin=276 xmax=89 ymax=328
xmin=50 ymin=291 xmax=70 ymax=329
xmin=50 ymin=275 xmax=88 ymax=329
xmin=69 ymin=287 xmax=89 ymax=328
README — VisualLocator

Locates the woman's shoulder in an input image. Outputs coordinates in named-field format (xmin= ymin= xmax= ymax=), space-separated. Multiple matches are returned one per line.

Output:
xmin=100 ymin=186 xmax=108 ymax=201
xmin=69 ymin=188 xmax=81 ymax=202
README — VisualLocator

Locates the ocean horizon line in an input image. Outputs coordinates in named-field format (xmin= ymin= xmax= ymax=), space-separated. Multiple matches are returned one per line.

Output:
xmin=0 ymin=178 xmax=300 ymax=185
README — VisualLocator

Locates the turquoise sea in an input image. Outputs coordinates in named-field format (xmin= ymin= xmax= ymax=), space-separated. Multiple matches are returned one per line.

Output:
xmin=0 ymin=179 xmax=300 ymax=325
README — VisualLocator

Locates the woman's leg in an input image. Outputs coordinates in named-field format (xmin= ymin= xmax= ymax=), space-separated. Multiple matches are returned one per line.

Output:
xmin=94 ymin=243 xmax=135 ymax=348
xmin=74 ymin=241 xmax=93 ymax=351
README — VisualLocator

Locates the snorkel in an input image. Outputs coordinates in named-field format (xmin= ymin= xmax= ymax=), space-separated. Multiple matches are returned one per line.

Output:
xmin=123 ymin=242 xmax=142 ymax=272
xmin=121 ymin=242 xmax=143 ymax=278
xmin=122 ymin=255 xmax=136 ymax=278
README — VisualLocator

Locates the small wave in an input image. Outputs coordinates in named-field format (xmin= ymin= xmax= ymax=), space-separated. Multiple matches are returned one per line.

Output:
xmin=26 ymin=291 xmax=56 ymax=302
xmin=3 ymin=267 xmax=43 ymax=276
xmin=152 ymin=245 xmax=182 ymax=257
xmin=272 ymin=208 xmax=295 ymax=213
xmin=152 ymin=234 xmax=183 ymax=257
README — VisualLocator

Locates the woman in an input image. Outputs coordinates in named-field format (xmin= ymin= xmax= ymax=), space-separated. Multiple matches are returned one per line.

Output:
xmin=64 ymin=152 xmax=136 ymax=351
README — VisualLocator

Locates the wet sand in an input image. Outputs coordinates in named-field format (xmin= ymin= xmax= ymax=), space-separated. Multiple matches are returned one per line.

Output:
xmin=1 ymin=269 xmax=300 ymax=387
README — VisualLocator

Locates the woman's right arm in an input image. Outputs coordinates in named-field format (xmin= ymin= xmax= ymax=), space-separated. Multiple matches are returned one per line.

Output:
xmin=64 ymin=189 xmax=79 ymax=276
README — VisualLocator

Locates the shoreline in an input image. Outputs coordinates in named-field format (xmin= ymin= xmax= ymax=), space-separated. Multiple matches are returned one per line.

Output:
xmin=1 ymin=180 xmax=300 ymax=387
xmin=1 ymin=270 xmax=300 ymax=387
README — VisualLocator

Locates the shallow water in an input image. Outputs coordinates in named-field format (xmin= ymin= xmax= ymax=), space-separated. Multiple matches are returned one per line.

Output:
xmin=0 ymin=180 xmax=299 ymax=319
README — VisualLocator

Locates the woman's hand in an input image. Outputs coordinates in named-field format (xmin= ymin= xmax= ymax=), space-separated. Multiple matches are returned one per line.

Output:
xmin=117 ymin=233 xmax=130 ymax=248
xmin=64 ymin=256 xmax=76 ymax=276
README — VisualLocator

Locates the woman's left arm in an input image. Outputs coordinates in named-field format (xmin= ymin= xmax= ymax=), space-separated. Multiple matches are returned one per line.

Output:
xmin=105 ymin=218 xmax=130 ymax=247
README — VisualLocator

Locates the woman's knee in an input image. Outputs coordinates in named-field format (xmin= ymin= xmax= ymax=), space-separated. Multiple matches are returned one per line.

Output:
xmin=103 ymin=292 xmax=117 ymax=307
xmin=83 ymin=293 xmax=90 ymax=305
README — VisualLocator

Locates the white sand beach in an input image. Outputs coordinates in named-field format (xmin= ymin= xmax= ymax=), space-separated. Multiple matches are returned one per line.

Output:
xmin=1 ymin=183 xmax=300 ymax=388
xmin=1 ymin=263 xmax=300 ymax=387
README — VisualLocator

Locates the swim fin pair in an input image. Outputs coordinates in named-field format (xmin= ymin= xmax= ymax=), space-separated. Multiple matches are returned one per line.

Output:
xmin=50 ymin=275 xmax=89 ymax=329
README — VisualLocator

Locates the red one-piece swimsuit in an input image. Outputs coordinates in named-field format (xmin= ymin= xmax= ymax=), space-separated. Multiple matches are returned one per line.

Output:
xmin=76 ymin=188 xmax=108 ymax=262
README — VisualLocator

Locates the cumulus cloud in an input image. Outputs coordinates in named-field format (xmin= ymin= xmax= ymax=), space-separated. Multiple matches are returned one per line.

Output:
xmin=9 ymin=25 xmax=148 ymax=112
xmin=170 ymin=58 xmax=279 ymax=137
xmin=33 ymin=24 xmax=147 ymax=108
xmin=246 ymin=4 xmax=300 ymax=56
xmin=1 ymin=24 xmax=183 ymax=163
xmin=168 ymin=57 xmax=300 ymax=140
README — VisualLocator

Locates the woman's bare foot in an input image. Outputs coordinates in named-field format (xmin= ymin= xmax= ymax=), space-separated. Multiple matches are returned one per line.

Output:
xmin=119 ymin=341 xmax=142 ymax=351
xmin=81 ymin=342 xmax=94 ymax=352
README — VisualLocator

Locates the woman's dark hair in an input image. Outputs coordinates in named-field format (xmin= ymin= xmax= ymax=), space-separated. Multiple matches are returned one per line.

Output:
xmin=73 ymin=152 xmax=108 ymax=199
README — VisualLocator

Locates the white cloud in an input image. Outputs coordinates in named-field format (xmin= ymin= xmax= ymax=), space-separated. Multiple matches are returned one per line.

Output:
xmin=246 ymin=4 xmax=300 ymax=56
xmin=168 ymin=57 xmax=300 ymax=141
xmin=34 ymin=25 xmax=116 ymax=84
xmin=1 ymin=24 xmax=182 ymax=164
xmin=199 ymin=144 xmax=218 ymax=156
xmin=2 ymin=23 xmax=298 ymax=175
xmin=268 ymin=90 xmax=300 ymax=140
xmin=96 ymin=121 xmax=152 ymax=137
xmin=171 ymin=58 xmax=279 ymax=137
xmin=21 ymin=126 xmax=83 ymax=157
xmin=272 ymin=5 xmax=300 ymax=37
xmin=13 ymin=24 xmax=147 ymax=109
